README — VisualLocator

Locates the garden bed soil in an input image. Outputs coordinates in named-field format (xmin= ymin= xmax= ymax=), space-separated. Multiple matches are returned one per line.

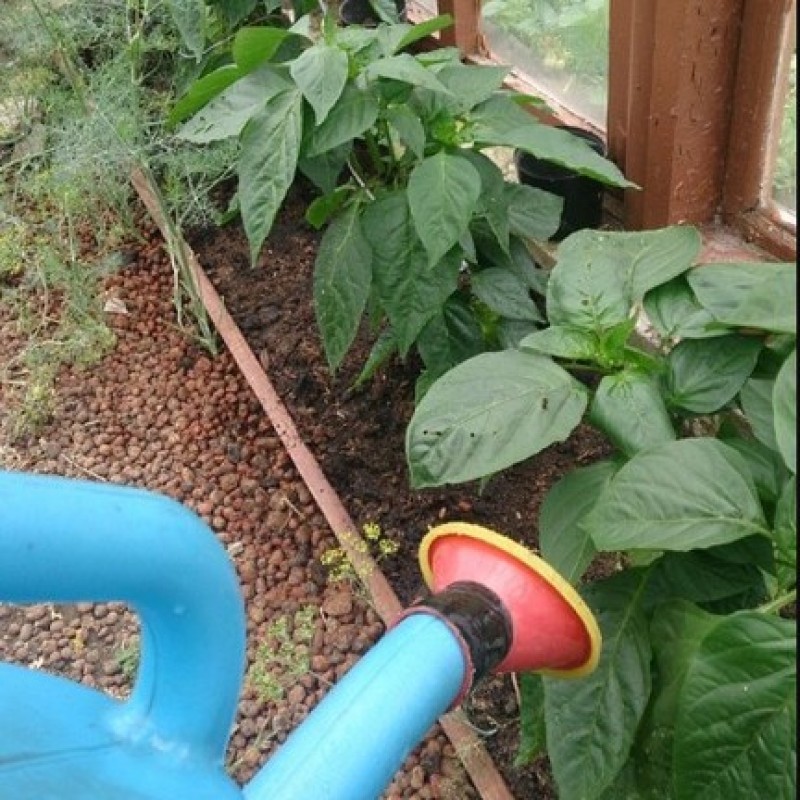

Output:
xmin=191 ymin=181 xmax=614 ymax=799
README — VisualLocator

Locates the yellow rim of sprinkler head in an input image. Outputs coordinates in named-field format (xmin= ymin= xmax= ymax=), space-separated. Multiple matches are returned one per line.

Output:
xmin=419 ymin=522 xmax=602 ymax=678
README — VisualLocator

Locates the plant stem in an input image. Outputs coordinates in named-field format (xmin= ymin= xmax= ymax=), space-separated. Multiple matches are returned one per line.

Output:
xmin=758 ymin=589 xmax=796 ymax=614
xmin=558 ymin=361 xmax=608 ymax=374
xmin=364 ymin=131 xmax=384 ymax=179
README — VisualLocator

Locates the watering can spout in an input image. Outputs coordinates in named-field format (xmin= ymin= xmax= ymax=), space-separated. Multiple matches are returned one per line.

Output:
xmin=244 ymin=523 xmax=600 ymax=800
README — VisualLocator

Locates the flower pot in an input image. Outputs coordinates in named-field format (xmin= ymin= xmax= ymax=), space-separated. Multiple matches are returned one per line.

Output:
xmin=339 ymin=0 xmax=407 ymax=26
xmin=515 ymin=125 xmax=607 ymax=242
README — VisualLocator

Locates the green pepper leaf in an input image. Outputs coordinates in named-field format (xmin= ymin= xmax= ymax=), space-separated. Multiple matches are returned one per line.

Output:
xmin=773 ymin=348 xmax=796 ymax=473
xmin=539 ymin=460 xmax=618 ymax=583
xmin=544 ymin=571 xmax=652 ymax=800
xmin=362 ymin=191 xmax=460 ymax=355
xmin=687 ymin=262 xmax=796 ymax=334
xmin=290 ymin=43 xmax=349 ymax=125
xmin=407 ymin=350 xmax=587 ymax=487
xmin=665 ymin=335 xmax=762 ymax=414
xmin=238 ymin=88 xmax=303 ymax=264
xmin=585 ymin=439 xmax=769 ymax=552
xmin=313 ymin=204 xmax=373 ymax=370
xmin=673 ymin=612 xmax=796 ymax=800
xmin=408 ymin=152 xmax=481 ymax=267
xmin=589 ymin=370 xmax=675 ymax=456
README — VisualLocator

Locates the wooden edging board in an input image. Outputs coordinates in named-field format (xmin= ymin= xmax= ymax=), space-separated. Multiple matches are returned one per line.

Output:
xmin=130 ymin=168 xmax=517 ymax=800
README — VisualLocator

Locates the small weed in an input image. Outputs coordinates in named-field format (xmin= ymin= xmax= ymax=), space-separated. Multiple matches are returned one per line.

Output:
xmin=320 ymin=521 xmax=399 ymax=589
xmin=114 ymin=638 xmax=140 ymax=682
xmin=247 ymin=606 xmax=317 ymax=703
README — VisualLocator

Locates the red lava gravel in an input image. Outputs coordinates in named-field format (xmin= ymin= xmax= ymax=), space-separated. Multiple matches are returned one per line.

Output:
xmin=0 ymin=223 xmax=478 ymax=800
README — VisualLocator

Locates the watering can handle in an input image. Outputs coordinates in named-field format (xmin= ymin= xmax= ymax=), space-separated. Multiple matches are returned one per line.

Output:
xmin=0 ymin=470 xmax=246 ymax=762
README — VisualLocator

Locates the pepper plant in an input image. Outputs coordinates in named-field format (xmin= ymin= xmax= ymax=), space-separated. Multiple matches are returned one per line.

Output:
xmin=169 ymin=12 xmax=631 ymax=392
xmin=407 ymin=226 xmax=796 ymax=799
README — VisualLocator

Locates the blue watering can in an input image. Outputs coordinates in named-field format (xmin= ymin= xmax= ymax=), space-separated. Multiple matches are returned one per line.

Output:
xmin=0 ymin=471 xmax=600 ymax=800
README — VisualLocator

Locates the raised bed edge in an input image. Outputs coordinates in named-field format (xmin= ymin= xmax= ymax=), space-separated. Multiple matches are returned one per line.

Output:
xmin=130 ymin=167 xmax=517 ymax=800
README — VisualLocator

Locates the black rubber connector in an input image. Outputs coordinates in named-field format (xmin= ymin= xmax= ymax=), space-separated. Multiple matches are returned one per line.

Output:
xmin=413 ymin=581 xmax=512 ymax=684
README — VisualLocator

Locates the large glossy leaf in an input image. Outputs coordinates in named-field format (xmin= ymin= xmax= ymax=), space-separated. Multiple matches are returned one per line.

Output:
xmin=585 ymin=439 xmax=769 ymax=552
xmin=539 ymin=460 xmax=618 ymax=583
xmin=407 ymin=153 xmax=481 ymax=267
xmin=290 ymin=43 xmax=349 ymax=125
xmin=643 ymin=276 xmax=727 ymax=340
xmin=739 ymin=377 xmax=778 ymax=451
xmin=166 ymin=0 xmax=206 ymax=61
xmin=177 ymin=66 xmax=291 ymax=143
xmin=544 ymin=571 xmax=652 ymax=800
xmin=673 ymin=613 xmax=796 ymax=800
xmin=406 ymin=350 xmax=587 ymax=487
xmin=635 ymin=601 xmax=719 ymax=796
xmin=665 ymin=335 xmax=762 ymax=414
xmin=470 ymin=95 xmax=632 ymax=187
xmin=304 ymin=85 xmax=379 ymax=157
xmin=589 ymin=371 xmax=675 ymax=456
xmin=547 ymin=227 xmax=701 ymax=331
xmin=687 ymin=262 xmax=796 ymax=334
xmin=365 ymin=54 xmax=451 ymax=94
xmin=362 ymin=192 xmax=460 ymax=354
xmin=238 ymin=89 xmax=303 ymax=264
xmin=313 ymin=205 xmax=373 ymax=370
xmin=773 ymin=349 xmax=796 ymax=472
xmin=233 ymin=27 xmax=298 ymax=72
xmin=773 ymin=478 xmax=797 ymax=592
xmin=504 ymin=183 xmax=563 ymax=241
xmin=470 ymin=268 xmax=544 ymax=322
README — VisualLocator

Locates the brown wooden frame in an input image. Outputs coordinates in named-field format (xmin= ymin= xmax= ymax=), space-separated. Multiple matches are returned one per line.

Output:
xmin=408 ymin=0 xmax=797 ymax=260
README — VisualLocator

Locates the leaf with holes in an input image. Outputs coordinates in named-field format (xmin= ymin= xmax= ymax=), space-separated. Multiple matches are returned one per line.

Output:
xmin=406 ymin=350 xmax=587 ymax=487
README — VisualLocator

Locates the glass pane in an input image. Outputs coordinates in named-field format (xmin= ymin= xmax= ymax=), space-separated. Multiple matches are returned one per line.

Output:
xmin=481 ymin=0 xmax=609 ymax=127
xmin=772 ymin=49 xmax=796 ymax=216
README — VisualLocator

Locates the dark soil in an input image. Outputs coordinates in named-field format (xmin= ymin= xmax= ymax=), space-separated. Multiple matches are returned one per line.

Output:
xmin=192 ymin=181 xmax=614 ymax=799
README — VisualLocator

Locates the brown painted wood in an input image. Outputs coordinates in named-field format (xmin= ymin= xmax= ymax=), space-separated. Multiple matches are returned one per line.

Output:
xmin=723 ymin=0 xmax=796 ymax=257
xmin=609 ymin=0 xmax=744 ymax=229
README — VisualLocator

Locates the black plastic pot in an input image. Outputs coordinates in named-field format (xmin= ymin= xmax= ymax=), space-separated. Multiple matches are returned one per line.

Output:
xmin=515 ymin=126 xmax=607 ymax=242
xmin=339 ymin=0 xmax=407 ymax=26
